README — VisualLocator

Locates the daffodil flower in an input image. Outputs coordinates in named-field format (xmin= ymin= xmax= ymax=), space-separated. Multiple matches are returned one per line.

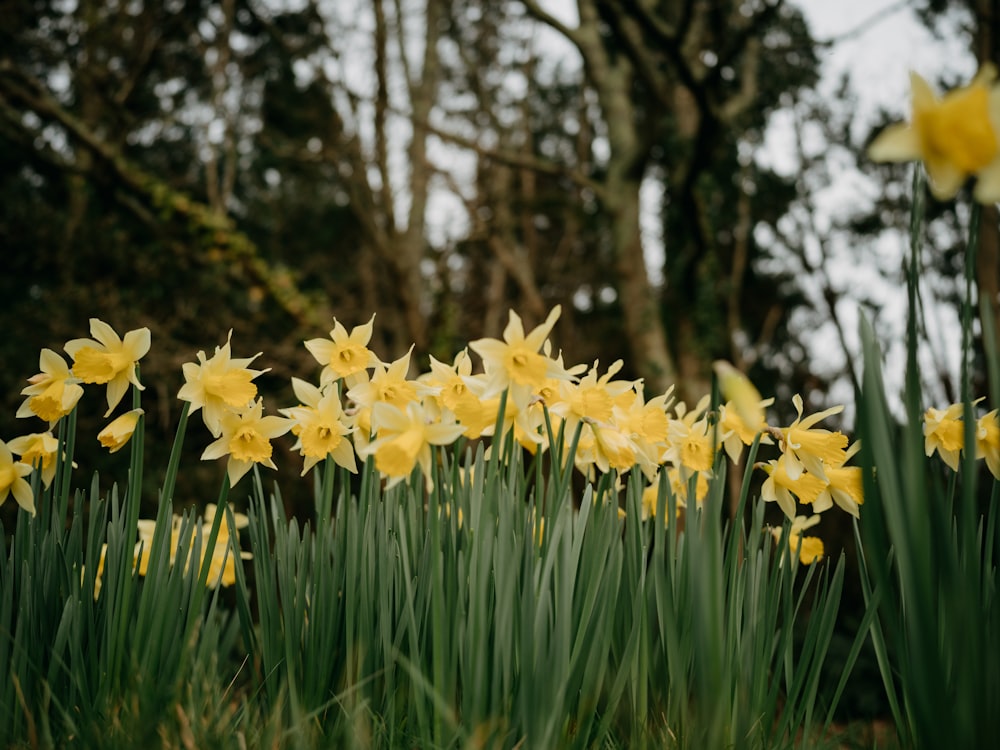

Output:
xmin=977 ymin=409 xmax=1000 ymax=480
xmin=97 ymin=408 xmax=144 ymax=453
xmin=304 ymin=314 xmax=380 ymax=387
xmin=469 ymin=306 xmax=573 ymax=396
xmin=780 ymin=394 xmax=848 ymax=482
xmin=201 ymin=399 xmax=292 ymax=486
xmin=924 ymin=402 xmax=965 ymax=470
xmin=771 ymin=515 xmax=824 ymax=565
xmin=812 ymin=442 xmax=864 ymax=517
xmin=17 ymin=348 xmax=85 ymax=425
xmin=869 ymin=66 xmax=1000 ymax=202
xmin=178 ymin=330 xmax=267 ymax=437
xmin=759 ymin=454 xmax=829 ymax=520
xmin=280 ymin=378 xmax=357 ymax=476
xmin=0 ymin=442 xmax=34 ymax=515
xmin=7 ymin=431 xmax=60 ymax=488
xmin=360 ymin=401 xmax=465 ymax=488
xmin=65 ymin=319 xmax=150 ymax=416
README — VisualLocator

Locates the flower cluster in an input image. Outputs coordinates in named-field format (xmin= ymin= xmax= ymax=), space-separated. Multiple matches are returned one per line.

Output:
xmin=869 ymin=65 xmax=1000 ymax=203
xmin=924 ymin=401 xmax=1000 ymax=477
xmin=27 ymin=309 xmax=991 ymax=572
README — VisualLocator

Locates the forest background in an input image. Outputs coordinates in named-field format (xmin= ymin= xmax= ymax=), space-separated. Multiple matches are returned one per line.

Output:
xmin=1 ymin=0 xmax=997 ymax=723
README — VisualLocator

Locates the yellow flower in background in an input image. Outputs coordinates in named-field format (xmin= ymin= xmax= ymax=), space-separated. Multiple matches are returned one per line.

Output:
xmin=550 ymin=359 xmax=631 ymax=437
xmin=97 ymin=409 xmax=144 ymax=453
xmin=361 ymin=401 xmax=465 ymax=488
xmin=17 ymin=348 xmax=84 ymax=425
xmin=201 ymin=399 xmax=292 ymax=486
xmin=869 ymin=66 xmax=1000 ymax=202
xmin=781 ymin=394 xmax=847 ymax=482
xmin=718 ymin=398 xmax=775 ymax=464
xmin=977 ymin=409 xmax=1000 ymax=480
xmin=65 ymin=318 xmax=150 ymax=416
xmin=771 ymin=515 xmax=824 ymax=565
xmin=469 ymin=306 xmax=572 ymax=396
xmin=7 ymin=431 xmax=60 ymax=488
xmin=759 ymin=454 xmax=829 ymax=520
xmin=0 ymin=442 xmax=34 ymax=515
xmin=304 ymin=314 xmax=380 ymax=387
xmin=280 ymin=378 xmax=357 ymax=476
xmin=420 ymin=350 xmax=476 ymax=413
xmin=924 ymin=402 xmax=964 ymax=470
xmin=178 ymin=330 xmax=267 ymax=437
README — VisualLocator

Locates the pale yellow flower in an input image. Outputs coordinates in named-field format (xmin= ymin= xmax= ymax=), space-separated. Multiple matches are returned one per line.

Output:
xmin=713 ymin=360 xmax=766 ymax=432
xmin=812 ymin=442 xmax=865 ymax=517
xmin=924 ymin=402 xmax=965 ymax=471
xmin=360 ymin=401 xmax=465 ymax=488
xmin=65 ymin=319 xmax=150 ymax=416
xmin=869 ymin=67 xmax=1000 ymax=202
xmin=780 ymin=395 xmax=847 ymax=482
xmin=17 ymin=348 xmax=85 ymax=425
xmin=759 ymin=454 xmax=829 ymax=521
xmin=976 ymin=409 xmax=1000 ymax=480
xmin=469 ymin=306 xmax=573 ymax=396
xmin=97 ymin=408 xmax=144 ymax=453
xmin=280 ymin=378 xmax=357 ymax=476
xmin=304 ymin=314 xmax=380 ymax=387
xmin=178 ymin=330 xmax=267 ymax=437
xmin=771 ymin=515 xmax=824 ymax=565
xmin=662 ymin=396 xmax=714 ymax=475
xmin=0 ymin=442 xmax=34 ymax=515
xmin=7 ymin=431 xmax=60 ymax=488
xmin=201 ymin=399 xmax=292 ymax=486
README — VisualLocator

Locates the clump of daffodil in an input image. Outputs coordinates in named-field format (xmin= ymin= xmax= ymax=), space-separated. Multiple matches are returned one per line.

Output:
xmin=0 ymin=442 xmax=35 ymax=515
xmin=178 ymin=330 xmax=268 ymax=437
xmin=359 ymin=400 xmax=465 ymax=488
xmin=7 ymin=431 xmax=60 ymax=488
xmin=130 ymin=504 xmax=252 ymax=590
xmin=201 ymin=399 xmax=292 ymax=486
xmin=771 ymin=515 xmax=824 ymax=565
xmin=97 ymin=408 xmax=144 ymax=453
xmin=280 ymin=378 xmax=357 ymax=476
xmin=304 ymin=314 xmax=381 ymax=388
xmin=65 ymin=318 xmax=150 ymax=416
xmin=17 ymin=349 xmax=85 ymax=425
xmin=869 ymin=66 xmax=1000 ymax=203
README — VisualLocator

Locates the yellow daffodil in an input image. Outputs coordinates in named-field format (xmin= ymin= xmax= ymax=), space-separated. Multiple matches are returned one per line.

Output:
xmin=772 ymin=515 xmax=824 ymax=565
xmin=869 ymin=67 xmax=1000 ymax=202
xmin=713 ymin=360 xmax=767 ymax=430
xmin=17 ymin=348 xmax=85 ymax=425
xmin=420 ymin=350 xmax=476 ymax=414
xmin=178 ymin=330 xmax=267 ymax=437
xmin=780 ymin=395 xmax=848 ymax=482
xmin=759 ymin=454 xmax=829 ymax=520
xmin=0 ymin=442 xmax=35 ymax=515
xmin=550 ymin=359 xmax=631 ymax=436
xmin=718 ymin=397 xmax=775 ymax=464
xmin=812 ymin=442 xmax=865 ymax=517
xmin=280 ymin=378 xmax=357 ymax=476
xmin=65 ymin=319 xmax=150 ymax=416
xmin=469 ymin=306 xmax=573 ymax=396
xmin=924 ymin=402 xmax=965 ymax=470
xmin=663 ymin=396 xmax=715 ymax=475
xmin=361 ymin=401 xmax=465 ymax=488
xmin=97 ymin=408 xmax=144 ymax=453
xmin=201 ymin=399 xmax=292 ymax=486
xmin=640 ymin=475 xmax=687 ymax=523
xmin=976 ymin=409 xmax=1000 ymax=480
xmin=7 ymin=431 xmax=60 ymax=488
xmin=304 ymin=314 xmax=380 ymax=387
xmin=612 ymin=384 xmax=673 ymax=478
